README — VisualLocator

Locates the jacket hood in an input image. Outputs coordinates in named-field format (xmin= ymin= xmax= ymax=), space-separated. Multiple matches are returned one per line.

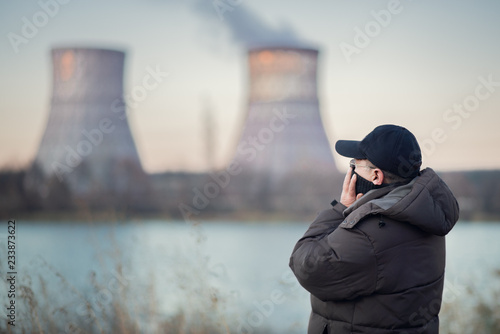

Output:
xmin=341 ymin=168 xmax=459 ymax=236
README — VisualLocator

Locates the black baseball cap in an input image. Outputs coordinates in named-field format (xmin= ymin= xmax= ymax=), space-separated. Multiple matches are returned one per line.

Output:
xmin=335 ymin=124 xmax=422 ymax=178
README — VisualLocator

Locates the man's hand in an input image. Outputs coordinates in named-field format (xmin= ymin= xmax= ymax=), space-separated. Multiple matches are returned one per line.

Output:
xmin=340 ymin=168 xmax=363 ymax=207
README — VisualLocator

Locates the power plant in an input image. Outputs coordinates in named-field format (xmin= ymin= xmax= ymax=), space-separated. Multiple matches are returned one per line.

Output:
xmin=28 ymin=47 xmax=148 ymax=207
xmin=20 ymin=45 xmax=341 ymax=215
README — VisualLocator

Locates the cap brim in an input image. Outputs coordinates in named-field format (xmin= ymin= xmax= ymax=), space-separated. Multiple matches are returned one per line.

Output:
xmin=335 ymin=140 xmax=365 ymax=159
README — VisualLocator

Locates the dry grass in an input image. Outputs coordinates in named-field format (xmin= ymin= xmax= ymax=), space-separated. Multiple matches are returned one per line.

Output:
xmin=0 ymin=222 xmax=273 ymax=334
xmin=439 ymin=270 xmax=500 ymax=334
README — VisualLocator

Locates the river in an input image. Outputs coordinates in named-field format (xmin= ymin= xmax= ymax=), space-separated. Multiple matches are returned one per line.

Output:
xmin=2 ymin=220 xmax=500 ymax=333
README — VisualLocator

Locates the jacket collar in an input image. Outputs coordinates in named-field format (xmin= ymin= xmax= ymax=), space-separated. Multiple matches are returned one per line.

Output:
xmin=339 ymin=168 xmax=459 ymax=236
xmin=339 ymin=178 xmax=416 ymax=229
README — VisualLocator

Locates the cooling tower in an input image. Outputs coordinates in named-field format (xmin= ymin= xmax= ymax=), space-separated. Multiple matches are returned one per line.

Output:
xmin=234 ymin=47 xmax=336 ymax=175
xmin=225 ymin=47 xmax=342 ymax=212
xmin=31 ymin=47 xmax=146 ymax=197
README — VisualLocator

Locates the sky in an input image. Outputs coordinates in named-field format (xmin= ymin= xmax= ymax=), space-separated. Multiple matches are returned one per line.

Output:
xmin=1 ymin=0 xmax=499 ymax=173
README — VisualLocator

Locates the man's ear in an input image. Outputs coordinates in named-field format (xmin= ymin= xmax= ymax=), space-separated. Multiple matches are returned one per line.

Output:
xmin=372 ymin=169 xmax=384 ymax=185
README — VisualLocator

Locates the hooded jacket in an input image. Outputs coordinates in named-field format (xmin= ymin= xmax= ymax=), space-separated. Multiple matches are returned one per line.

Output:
xmin=289 ymin=168 xmax=459 ymax=334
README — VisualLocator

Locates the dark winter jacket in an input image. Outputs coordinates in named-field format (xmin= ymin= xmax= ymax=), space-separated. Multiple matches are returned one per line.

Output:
xmin=289 ymin=168 xmax=459 ymax=334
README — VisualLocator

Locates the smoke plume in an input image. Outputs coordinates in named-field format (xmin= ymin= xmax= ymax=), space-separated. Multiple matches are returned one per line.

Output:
xmin=192 ymin=0 xmax=312 ymax=49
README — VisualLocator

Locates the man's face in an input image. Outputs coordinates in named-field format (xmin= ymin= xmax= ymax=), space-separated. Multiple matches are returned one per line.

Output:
xmin=352 ymin=159 xmax=376 ymax=183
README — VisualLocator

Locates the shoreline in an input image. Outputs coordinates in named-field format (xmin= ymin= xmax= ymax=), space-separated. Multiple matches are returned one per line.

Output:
xmin=6 ymin=210 xmax=500 ymax=224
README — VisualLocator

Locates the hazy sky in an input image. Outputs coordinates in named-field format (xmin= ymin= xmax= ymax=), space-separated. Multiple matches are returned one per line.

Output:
xmin=1 ymin=0 xmax=499 ymax=173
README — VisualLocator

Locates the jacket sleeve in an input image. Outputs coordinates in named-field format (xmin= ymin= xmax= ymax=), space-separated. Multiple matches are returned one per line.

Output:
xmin=289 ymin=202 xmax=377 ymax=301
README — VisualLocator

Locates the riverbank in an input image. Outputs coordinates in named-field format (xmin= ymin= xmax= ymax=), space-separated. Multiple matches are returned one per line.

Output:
xmin=9 ymin=208 xmax=500 ymax=223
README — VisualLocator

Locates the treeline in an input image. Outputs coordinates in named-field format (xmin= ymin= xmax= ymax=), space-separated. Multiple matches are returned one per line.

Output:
xmin=1 ymin=167 xmax=499 ymax=221
xmin=0 ymin=167 xmax=158 ymax=218
xmin=438 ymin=170 xmax=500 ymax=221
xmin=0 ymin=165 xmax=341 ymax=220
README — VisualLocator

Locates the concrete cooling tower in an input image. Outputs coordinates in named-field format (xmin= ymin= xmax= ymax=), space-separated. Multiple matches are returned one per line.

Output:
xmin=224 ymin=46 xmax=342 ymax=212
xmin=233 ymin=47 xmax=336 ymax=175
xmin=31 ymin=47 xmax=147 ymax=199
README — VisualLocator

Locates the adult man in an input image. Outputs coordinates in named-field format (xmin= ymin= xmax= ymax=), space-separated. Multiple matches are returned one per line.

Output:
xmin=289 ymin=124 xmax=459 ymax=334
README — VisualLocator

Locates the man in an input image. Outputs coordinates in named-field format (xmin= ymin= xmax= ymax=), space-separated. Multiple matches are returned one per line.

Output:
xmin=289 ymin=124 xmax=459 ymax=334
